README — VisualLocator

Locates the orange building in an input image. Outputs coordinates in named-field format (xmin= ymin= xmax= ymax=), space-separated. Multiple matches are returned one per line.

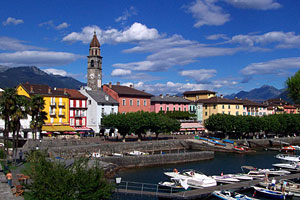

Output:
xmin=102 ymin=82 xmax=153 ymax=113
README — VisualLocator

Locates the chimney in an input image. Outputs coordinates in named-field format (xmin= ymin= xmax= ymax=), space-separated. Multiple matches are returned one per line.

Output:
xmin=30 ymin=86 xmax=34 ymax=93
xmin=117 ymin=82 xmax=120 ymax=86
xmin=109 ymin=82 xmax=112 ymax=88
xmin=48 ymin=87 xmax=51 ymax=94
xmin=64 ymin=88 xmax=67 ymax=95
xmin=130 ymin=84 xmax=133 ymax=88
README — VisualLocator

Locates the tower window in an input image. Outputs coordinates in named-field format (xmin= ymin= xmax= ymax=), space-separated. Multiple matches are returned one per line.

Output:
xmin=91 ymin=60 xmax=94 ymax=67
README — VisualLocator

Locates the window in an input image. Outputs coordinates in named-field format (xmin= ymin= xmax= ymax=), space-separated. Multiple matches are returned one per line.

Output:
xmin=205 ymin=105 xmax=207 ymax=109
xmin=179 ymin=107 xmax=181 ymax=111
xmin=228 ymin=105 xmax=231 ymax=109
xmin=144 ymin=100 xmax=147 ymax=106
xmin=160 ymin=107 xmax=163 ymax=111
xmin=70 ymin=110 xmax=73 ymax=117
xmin=173 ymin=107 xmax=176 ymax=111
xmin=228 ymin=111 xmax=231 ymax=115
xmin=167 ymin=107 xmax=169 ymax=111
xmin=130 ymin=99 xmax=133 ymax=106
xmin=236 ymin=111 xmax=239 ymax=116
xmin=213 ymin=105 xmax=216 ymax=109
xmin=59 ymin=117 xmax=62 ymax=123
xmin=205 ymin=112 xmax=208 ymax=116
xmin=91 ymin=60 xmax=94 ymax=67
xmin=82 ymin=100 xmax=86 ymax=108
xmin=236 ymin=105 xmax=239 ymax=109
xmin=76 ymin=100 xmax=80 ymax=107
xmin=243 ymin=112 xmax=246 ymax=116
xmin=102 ymin=108 xmax=105 ymax=116
xmin=222 ymin=105 xmax=225 ymax=109
xmin=88 ymin=100 xmax=91 ymax=105
xmin=137 ymin=99 xmax=140 ymax=106
xmin=82 ymin=118 xmax=85 ymax=126
xmin=111 ymin=107 xmax=114 ymax=113
xmin=70 ymin=118 xmax=74 ymax=126
xmin=184 ymin=107 xmax=186 ymax=111
xmin=122 ymin=99 xmax=126 ymax=106
xmin=51 ymin=117 xmax=54 ymax=123
xmin=222 ymin=111 xmax=225 ymax=114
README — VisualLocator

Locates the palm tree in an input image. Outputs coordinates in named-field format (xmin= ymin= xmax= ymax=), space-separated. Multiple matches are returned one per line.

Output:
xmin=29 ymin=95 xmax=47 ymax=140
xmin=11 ymin=95 xmax=29 ymax=163
xmin=0 ymin=88 xmax=17 ymax=158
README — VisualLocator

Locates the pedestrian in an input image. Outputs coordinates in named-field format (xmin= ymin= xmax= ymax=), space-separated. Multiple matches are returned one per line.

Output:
xmin=282 ymin=180 xmax=287 ymax=194
xmin=6 ymin=170 xmax=12 ymax=188
xmin=19 ymin=150 xmax=23 ymax=163
xmin=271 ymin=178 xmax=276 ymax=191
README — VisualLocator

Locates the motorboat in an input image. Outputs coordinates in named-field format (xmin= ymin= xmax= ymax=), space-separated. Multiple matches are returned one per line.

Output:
xmin=241 ymin=166 xmax=290 ymax=178
xmin=225 ymin=174 xmax=253 ymax=181
xmin=252 ymin=186 xmax=294 ymax=199
xmin=211 ymin=175 xmax=240 ymax=184
xmin=91 ymin=152 xmax=102 ymax=158
xmin=272 ymin=162 xmax=300 ymax=170
xmin=281 ymin=145 xmax=296 ymax=152
xmin=291 ymin=145 xmax=300 ymax=151
xmin=112 ymin=153 xmax=123 ymax=157
xmin=158 ymin=178 xmax=189 ymax=192
xmin=164 ymin=169 xmax=217 ymax=188
xmin=276 ymin=154 xmax=300 ymax=162
xmin=259 ymin=180 xmax=300 ymax=197
xmin=213 ymin=191 xmax=259 ymax=200
xmin=127 ymin=150 xmax=148 ymax=156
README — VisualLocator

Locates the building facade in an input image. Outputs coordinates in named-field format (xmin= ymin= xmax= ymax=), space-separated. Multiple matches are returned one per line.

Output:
xmin=79 ymin=88 xmax=118 ymax=133
xmin=183 ymin=90 xmax=216 ymax=102
xmin=103 ymin=82 xmax=153 ymax=113
xmin=150 ymin=95 xmax=190 ymax=113
xmin=87 ymin=32 xmax=102 ymax=91
xmin=239 ymin=99 xmax=268 ymax=116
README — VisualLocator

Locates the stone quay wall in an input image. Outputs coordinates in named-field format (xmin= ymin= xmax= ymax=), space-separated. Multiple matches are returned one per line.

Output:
xmin=234 ymin=137 xmax=300 ymax=148
xmin=98 ymin=151 xmax=214 ymax=168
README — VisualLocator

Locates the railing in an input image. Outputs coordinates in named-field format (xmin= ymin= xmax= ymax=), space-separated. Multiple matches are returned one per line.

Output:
xmin=115 ymin=180 xmax=186 ymax=198
xmin=49 ymin=111 xmax=56 ymax=116
xmin=75 ymin=113 xmax=84 ymax=117
xmin=50 ymin=102 xmax=56 ymax=106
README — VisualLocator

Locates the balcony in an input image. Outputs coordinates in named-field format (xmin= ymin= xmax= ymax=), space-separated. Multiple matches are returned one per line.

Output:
xmin=74 ymin=113 xmax=84 ymax=117
xmin=49 ymin=111 xmax=56 ymax=116
xmin=50 ymin=102 xmax=56 ymax=107
xmin=58 ymin=102 xmax=65 ymax=107
xmin=58 ymin=112 xmax=65 ymax=116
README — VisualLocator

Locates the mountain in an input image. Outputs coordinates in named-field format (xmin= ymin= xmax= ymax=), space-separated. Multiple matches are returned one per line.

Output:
xmin=0 ymin=66 xmax=85 ymax=89
xmin=225 ymin=85 xmax=283 ymax=102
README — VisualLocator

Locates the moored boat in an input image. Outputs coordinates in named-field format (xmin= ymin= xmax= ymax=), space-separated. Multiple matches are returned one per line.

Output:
xmin=252 ymin=186 xmax=294 ymax=199
xmin=276 ymin=154 xmax=300 ymax=162
xmin=158 ymin=178 xmax=189 ymax=192
xmin=272 ymin=162 xmax=300 ymax=170
xmin=212 ymin=175 xmax=240 ymax=184
xmin=213 ymin=191 xmax=259 ymax=200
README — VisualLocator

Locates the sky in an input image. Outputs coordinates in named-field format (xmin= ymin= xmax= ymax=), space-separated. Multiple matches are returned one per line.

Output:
xmin=0 ymin=0 xmax=300 ymax=95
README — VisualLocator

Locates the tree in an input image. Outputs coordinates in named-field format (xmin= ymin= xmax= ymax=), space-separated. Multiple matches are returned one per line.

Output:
xmin=29 ymin=95 xmax=47 ymax=140
xmin=286 ymin=70 xmax=300 ymax=104
xmin=0 ymin=88 xmax=17 ymax=158
xmin=24 ymin=150 xmax=114 ymax=200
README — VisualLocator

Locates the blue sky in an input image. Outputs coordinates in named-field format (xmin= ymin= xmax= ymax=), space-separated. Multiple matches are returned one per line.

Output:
xmin=0 ymin=0 xmax=300 ymax=95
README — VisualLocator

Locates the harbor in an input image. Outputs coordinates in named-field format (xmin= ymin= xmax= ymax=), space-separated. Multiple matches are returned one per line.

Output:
xmin=114 ymin=151 xmax=300 ymax=199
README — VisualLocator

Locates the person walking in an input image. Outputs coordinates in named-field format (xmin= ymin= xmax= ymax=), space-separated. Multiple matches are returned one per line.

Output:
xmin=6 ymin=170 xmax=12 ymax=188
xmin=19 ymin=150 xmax=23 ymax=163
xmin=271 ymin=178 xmax=276 ymax=191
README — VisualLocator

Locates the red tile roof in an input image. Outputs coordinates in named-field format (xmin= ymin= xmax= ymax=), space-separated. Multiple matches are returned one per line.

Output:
xmin=197 ymin=96 xmax=242 ymax=105
xmin=238 ymin=99 xmax=267 ymax=107
xmin=57 ymin=88 xmax=87 ymax=100
xmin=21 ymin=83 xmax=69 ymax=97
xmin=183 ymin=90 xmax=216 ymax=95
xmin=104 ymin=84 xmax=153 ymax=97
xmin=90 ymin=32 xmax=100 ymax=48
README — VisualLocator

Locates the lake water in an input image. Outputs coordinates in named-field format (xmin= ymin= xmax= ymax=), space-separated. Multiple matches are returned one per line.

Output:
xmin=113 ymin=151 xmax=285 ymax=200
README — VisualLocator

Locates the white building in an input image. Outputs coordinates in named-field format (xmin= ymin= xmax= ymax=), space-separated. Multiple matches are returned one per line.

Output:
xmin=79 ymin=88 xmax=118 ymax=133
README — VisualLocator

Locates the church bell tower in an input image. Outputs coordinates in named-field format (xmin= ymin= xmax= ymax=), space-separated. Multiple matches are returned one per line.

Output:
xmin=87 ymin=31 xmax=102 ymax=90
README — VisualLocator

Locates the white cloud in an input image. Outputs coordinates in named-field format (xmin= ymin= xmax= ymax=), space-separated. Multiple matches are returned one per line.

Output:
xmin=0 ymin=51 xmax=81 ymax=66
xmin=0 ymin=37 xmax=44 ymax=51
xmin=114 ymin=35 xmax=239 ymax=72
xmin=39 ymin=20 xmax=54 ymax=28
xmin=179 ymin=69 xmax=217 ymax=83
xmin=224 ymin=0 xmax=281 ymax=10
xmin=230 ymin=31 xmax=300 ymax=49
xmin=206 ymin=34 xmax=229 ymax=40
xmin=111 ymin=69 xmax=132 ymax=76
xmin=3 ymin=17 xmax=24 ymax=26
xmin=43 ymin=68 xmax=68 ymax=76
xmin=186 ymin=0 xmax=230 ymax=27
xmin=115 ymin=6 xmax=137 ymax=23
xmin=56 ymin=22 xmax=70 ymax=30
xmin=241 ymin=57 xmax=300 ymax=76
xmin=62 ymin=22 xmax=160 ymax=44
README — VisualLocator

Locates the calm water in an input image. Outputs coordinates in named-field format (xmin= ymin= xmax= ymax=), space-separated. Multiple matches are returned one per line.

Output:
xmin=112 ymin=151 xmax=284 ymax=200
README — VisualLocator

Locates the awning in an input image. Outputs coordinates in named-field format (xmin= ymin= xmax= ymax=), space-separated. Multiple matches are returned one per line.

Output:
xmin=73 ymin=127 xmax=91 ymax=131
xmin=42 ymin=125 xmax=76 ymax=132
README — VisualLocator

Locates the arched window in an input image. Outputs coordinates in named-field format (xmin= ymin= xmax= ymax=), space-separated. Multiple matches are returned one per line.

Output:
xmin=95 ymin=49 xmax=98 ymax=55
xmin=91 ymin=60 xmax=94 ymax=67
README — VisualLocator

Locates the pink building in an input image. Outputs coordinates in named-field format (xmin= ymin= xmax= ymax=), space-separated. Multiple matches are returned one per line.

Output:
xmin=150 ymin=95 xmax=190 ymax=113
xmin=283 ymin=105 xmax=297 ymax=114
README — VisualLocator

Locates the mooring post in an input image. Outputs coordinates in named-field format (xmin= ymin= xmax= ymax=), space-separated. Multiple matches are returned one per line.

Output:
xmin=141 ymin=183 xmax=144 ymax=195
xmin=156 ymin=184 xmax=159 ymax=196
xmin=125 ymin=181 xmax=128 ymax=191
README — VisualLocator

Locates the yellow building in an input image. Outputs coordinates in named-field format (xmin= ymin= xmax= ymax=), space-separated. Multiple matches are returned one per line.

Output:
xmin=16 ymin=83 xmax=70 ymax=126
xmin=197 ymin=96 xmax=244 ymax=121
xmin=183 ymin=90 xmax=216 ymax=102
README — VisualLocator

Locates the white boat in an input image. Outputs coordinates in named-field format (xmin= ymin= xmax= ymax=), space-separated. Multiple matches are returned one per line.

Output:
xmin=292 ymin=145 xmax=300 ymax=151
xmin=241 ymin=166 xmax=290 ymax=178
xmin=212 ymin=175 xmax=240 ymax=184
xmin=226 ymin=174 xmax=253 ymax=181
xmin=164 ymin=169 xmax=217 ymax=188
xmin=112 ymin=153 xmax=123 ymax=157
xmin=272 ymin=162 xmax=300 ymax=170
xmin=259 ymin=169 xmax=291 ymax=176
xmin=259 ymin=180 xmax=300 ymax=197
xmin=252 ymin=186 xmax=294 ymax=199
xmin=213 ymin=191 xmax=259 ymax=200
xmin=276 ymin=154 xmax=300 ymax=162
xmin=91 ymin=152 xmax=102 ymax=158
xmin=127 ymin=150 xmax=148 ymax=156
xmin=158 ymin=178 xmax=189 ymax=192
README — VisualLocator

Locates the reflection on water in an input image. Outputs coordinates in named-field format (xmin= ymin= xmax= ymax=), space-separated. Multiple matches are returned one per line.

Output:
xmin=113 ymin=151 xmax=281 ymax=200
